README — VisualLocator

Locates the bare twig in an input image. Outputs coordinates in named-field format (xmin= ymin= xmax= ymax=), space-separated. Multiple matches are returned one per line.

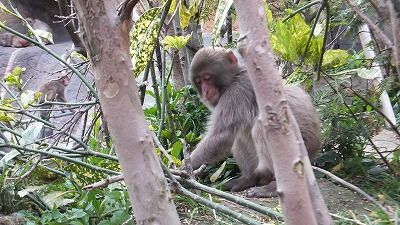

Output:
xmin=83 ymin=174 xmax=124 ymax=190
xmin=346 ymin=0 xmax=393 ymax=50
xmin=312 ymin=166 xmax=392 ymax=218
xmin=57 ymin=0 xmax=87 ymax=57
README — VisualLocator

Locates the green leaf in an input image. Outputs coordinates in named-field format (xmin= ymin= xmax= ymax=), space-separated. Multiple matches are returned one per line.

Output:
xmin=3 ymin=67 xmax=25 ymax=91
xmin=130 ymin=8 xmax=161 ymax=77
xmin=0 ymin=104 xmax=15 ymax=122
xmin=179 ymin=1 xmax=191 ymax=29
xmin=171 ymin=141 xmax=182 ymax=157
xmin=42 ymin=191 xmax=75 ymax=208
xmin=162 ymin=34 xmax=192 ymax=50
xmin=161 ymin=130 xmax=172 ymax=139
xmin=270 ymin=12 xmax=322 ymax=65
xmin=322 ymin=49 xmax=350 ymax=70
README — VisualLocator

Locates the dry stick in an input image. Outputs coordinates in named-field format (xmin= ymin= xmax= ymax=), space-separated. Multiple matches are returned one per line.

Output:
xmin=330 ymin=213 xmax=365 ymax=225
xmin=346 ymin=0 xmax=393 ymax=49
xmin=312 ymin=166 xmax=392 ymax=217
xmin=178 ymin=187 xmax=262 ymax=225
xmin=176 ymin=177 xmax=284 ymax=220
xmin=160 ymin=163 xmax=265 ymax=225
xmin=91 ymin=168 xmax=284 ymax=222
xmin=83 ymin=174 xmax=124 ymax=190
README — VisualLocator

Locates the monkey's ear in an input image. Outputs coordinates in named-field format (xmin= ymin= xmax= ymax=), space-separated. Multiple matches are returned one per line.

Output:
xmin=226 ymin=50 xmax=238 ymax=65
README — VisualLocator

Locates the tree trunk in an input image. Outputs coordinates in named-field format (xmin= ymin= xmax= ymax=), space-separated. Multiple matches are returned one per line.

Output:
xmin=73 ymin=1 xmax=180 ymax=224
xmin=233 ymin=1 xmax=332 ymax=224
xmin=388 ymin=0 xmax=400 ymax=81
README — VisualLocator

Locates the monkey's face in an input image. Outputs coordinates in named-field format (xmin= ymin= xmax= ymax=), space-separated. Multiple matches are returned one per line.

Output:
xmin=62 ymin=77 xmax=69 ymax=86
xmin=190 ymin=47 xmax=241 ymax=107
xmin=194 ymin=74 xmax=220 ymax=106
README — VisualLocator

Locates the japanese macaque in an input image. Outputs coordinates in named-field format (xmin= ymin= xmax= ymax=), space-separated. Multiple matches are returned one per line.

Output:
xmin=0 ymin=33 xmax=30 ymax=47
xmin=187 ymin=47 xmax=322 ymax=198
xmin=0 ymin=18 xmax=53 ymax=47
xmin=37 ymin=76 xmax=70 ymax=120
xmin=26 ymin=18 xmax=53 ymax=45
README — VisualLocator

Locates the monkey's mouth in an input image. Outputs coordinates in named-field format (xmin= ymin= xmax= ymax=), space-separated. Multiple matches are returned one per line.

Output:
xmin=206 ymin=95 xmax=219 ymax=106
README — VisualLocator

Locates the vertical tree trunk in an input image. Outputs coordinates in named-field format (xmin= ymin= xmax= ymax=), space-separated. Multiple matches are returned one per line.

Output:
xmin=233 ymin=1 xmax=332 ymax=224
xmin=73 ymin=1 xmax=180 ymax=224
xmin=388 ymin=0 xmax=400 ymax=81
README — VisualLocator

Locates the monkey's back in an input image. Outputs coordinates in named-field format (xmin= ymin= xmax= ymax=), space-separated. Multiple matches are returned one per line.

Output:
xmin=285 ymin=85 xmax=322 ymax=160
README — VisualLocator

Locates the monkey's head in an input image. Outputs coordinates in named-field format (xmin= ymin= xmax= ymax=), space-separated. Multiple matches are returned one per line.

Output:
xmin=190 ymin=47 xmax=241 ymax=107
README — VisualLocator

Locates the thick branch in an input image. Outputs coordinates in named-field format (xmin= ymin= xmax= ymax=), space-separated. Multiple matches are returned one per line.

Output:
xmin=233 ymin=1 xmax=332 ymax=224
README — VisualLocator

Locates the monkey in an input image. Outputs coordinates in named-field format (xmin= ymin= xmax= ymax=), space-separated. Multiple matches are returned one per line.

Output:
xmin=0 ymin=32 xmax=30 ymax=47
xmin=26 ymin=18 xmax=53 ymax=45
xmin=37 ymin=75 xmax=70 ymax=120
xmin=0 ymin=18 xmax=53 ymax=47
xmin=187 ymin=47 xmax=322 ymax=198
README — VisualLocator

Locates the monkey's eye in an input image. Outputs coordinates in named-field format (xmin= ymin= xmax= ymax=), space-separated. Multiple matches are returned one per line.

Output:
xmin=195 ymin=78 xmax=201 ymax=85
xmin=203 ymin=74 xmax=211 ymax=80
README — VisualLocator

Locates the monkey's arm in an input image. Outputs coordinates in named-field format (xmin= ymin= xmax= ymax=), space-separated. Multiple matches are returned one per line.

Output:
xmin=39 ymin=89 xmax=56 ymax=103
xmin=189 ymin=129 xmax=235 ymax=169
xmin=57 ymin=92 xmax=67 ymax=102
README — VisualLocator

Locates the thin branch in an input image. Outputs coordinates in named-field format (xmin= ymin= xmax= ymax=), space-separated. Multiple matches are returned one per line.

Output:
xmin=312 ymin=166 xmax=392 ymax=218
xmin=57 ymin=0 xmax=87 ymax=57
xmin=346 ymin=0 xmax=393 ymax=49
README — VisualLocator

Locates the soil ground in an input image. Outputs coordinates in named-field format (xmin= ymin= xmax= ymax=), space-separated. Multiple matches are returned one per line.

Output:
xmin=214 ymin=129 xmax=399 ymax=224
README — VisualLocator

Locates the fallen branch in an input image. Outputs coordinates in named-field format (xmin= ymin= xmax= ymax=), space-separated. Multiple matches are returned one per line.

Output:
xmin=312 ymin=166 xmax=392 ymax=218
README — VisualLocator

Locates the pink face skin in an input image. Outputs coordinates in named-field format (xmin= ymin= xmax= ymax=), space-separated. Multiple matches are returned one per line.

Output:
xmin=62 ymin=77 xmax=69 ymax=86
xmin=195 ymin=74 xmax=220 ymax=106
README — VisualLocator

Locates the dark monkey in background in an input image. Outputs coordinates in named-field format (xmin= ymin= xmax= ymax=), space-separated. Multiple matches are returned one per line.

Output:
xmin=188 ymin=47 xmax=322 ymax=197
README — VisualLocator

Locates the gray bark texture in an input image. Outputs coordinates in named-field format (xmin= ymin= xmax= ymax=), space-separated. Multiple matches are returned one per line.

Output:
xmin=233 ymin=1 xmax=332 ymax=224
xmin=388 ymin=0 xmax=400 ymax=81
xmin=73 ymin=1 xmax=181 ymax=224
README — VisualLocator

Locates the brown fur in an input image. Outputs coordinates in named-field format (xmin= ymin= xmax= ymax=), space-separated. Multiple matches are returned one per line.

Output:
xmin=188 ymin=47 xmax=322 ymax=197
xmin=37 ymin=76 xmax=69 ymax=120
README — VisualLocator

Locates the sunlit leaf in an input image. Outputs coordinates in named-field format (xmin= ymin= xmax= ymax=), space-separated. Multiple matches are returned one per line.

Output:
xmin=130 ymin=8 xmax=161 ymax=77
xmin=210 ymin=161 xmax=226 ymax=182
xmin=18 ymin=185 xmax=46 ymax=197
xmin=180 ymin=1 xmax=191 ymax=29
xmin=0 ymin=150 xmax=20 ymax=168
xmin=162 ymin=34 xmax=192 ymax=50
xmin=356 ymin=67 xmax=381 ymax=79
xmin=322 ymin=49 xmax=350 ymax=70
xmin=270 ymin=11 xmax=322 ymax=65
xmin=21 ymin=90 xmax=36 ymax=108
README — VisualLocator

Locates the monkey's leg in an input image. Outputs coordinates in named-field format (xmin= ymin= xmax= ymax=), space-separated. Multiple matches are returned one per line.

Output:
xmin=223 ymin=137 xmax=258 ymax=192
xmin=246 ymin=181 xmax=278 ymax=198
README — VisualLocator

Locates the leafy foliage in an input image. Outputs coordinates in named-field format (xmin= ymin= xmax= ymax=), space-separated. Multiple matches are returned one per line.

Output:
xmin=130 ymin=8 xmax=161 ymax=77
xmin=270 ymin=11 xmax=323 ymax=66
xmin=162 ymin=34 xmax=192 ymax=50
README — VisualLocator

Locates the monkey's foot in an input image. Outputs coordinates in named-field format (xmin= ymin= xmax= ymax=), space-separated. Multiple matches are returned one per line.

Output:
xmin=223 ymin=176 xmax=257 ymax=192
xmin=246 ymin=181 xmax=277 ymax=198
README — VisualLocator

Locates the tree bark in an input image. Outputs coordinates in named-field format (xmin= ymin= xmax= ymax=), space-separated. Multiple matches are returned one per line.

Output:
xmin=388 ymin=0 xmax=400 ymax=81
xmin=73 ymin=1 xmax=180 ymax=224
xmin=233 ymin=1 xmax=332 ymax=224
